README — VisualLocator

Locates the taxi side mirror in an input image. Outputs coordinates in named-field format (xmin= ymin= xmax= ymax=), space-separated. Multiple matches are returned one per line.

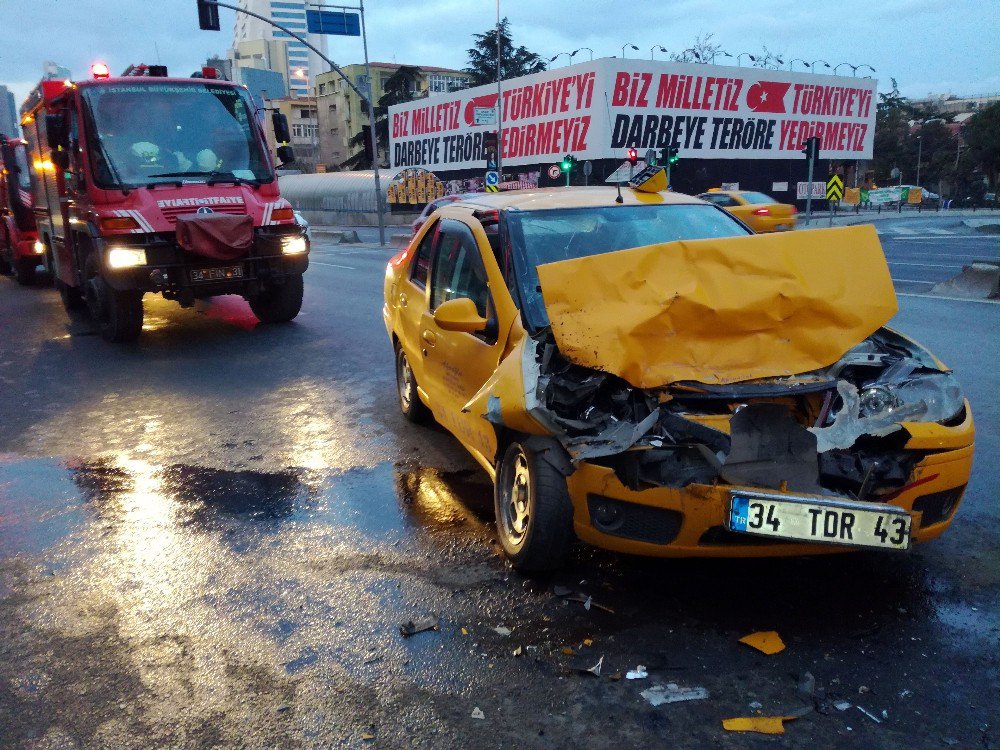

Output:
xmin=433 ymin=297 xmax=487 ymax=333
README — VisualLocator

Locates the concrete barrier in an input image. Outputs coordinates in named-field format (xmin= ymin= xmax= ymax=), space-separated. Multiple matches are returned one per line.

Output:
xmin=338 ymin=230 xmax=361 ymax=244
xmin=930 ymin=262 xmax=1000 ymax=300
xmin=391 ymin=233 xmax=412 ymax=248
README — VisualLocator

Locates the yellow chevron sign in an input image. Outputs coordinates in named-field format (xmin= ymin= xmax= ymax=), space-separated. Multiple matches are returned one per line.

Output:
xmin=826 ymin=174 xmax=844 ymax=201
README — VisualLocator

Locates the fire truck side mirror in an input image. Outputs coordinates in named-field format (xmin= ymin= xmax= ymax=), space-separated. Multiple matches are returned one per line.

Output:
xmin=272 ymin=112 xmax=291 ymax=145
xmin=45 ymin=114 xmax=69 ymax=149
xmin=276 ymin=145 xmax=295 ymax=166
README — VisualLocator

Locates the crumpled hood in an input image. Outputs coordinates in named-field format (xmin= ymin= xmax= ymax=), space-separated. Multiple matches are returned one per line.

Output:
xmin=536 ymin=224 xmax=897 ymax=388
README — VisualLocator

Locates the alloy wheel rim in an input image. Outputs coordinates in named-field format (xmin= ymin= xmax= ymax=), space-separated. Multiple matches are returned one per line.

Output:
xmin=502 ymin=450 xmax=531 ymax=547
xmin=397 ymin=351 xmax=413 ymax=410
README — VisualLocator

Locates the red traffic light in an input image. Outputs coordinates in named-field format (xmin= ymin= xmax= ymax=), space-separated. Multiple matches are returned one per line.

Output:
xmin=626 ymin=147 xmax=638 ymax=165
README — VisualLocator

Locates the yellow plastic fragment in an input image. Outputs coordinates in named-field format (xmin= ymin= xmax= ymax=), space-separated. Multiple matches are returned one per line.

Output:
xmin=536 ymin=225 xmax=896 ymax=388
xmin=562 ymin=647 xmax=576 ymax=655
xmin=722 ymin=716 xmax=793 ymax=734
xmin=738 ymin=631 xmax=786 ymax=655
xmin=583 ymin=638 xmax=594 ymax=646
xmin=461 ymin=627 xmax=469 ymax=635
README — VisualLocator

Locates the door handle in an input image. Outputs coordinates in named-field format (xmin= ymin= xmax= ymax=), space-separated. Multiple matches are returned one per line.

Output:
xmin=421 ymin=329 xmax=437 ymax=346
xmin=398 ymin=292 xmax=408 ymax=307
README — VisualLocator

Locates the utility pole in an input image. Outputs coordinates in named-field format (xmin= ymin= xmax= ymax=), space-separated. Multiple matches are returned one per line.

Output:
xmin=802 ymin=136 xmax=820 ymax=225
xmin=916 ymin=134 xmax=923 ymax=187
xmin=495 ymin=0 xmax=503 ymax=177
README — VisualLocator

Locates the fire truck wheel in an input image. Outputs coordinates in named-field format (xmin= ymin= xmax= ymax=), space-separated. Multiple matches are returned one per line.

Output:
xmin=56 ymin=280 xmax=85 ymax=311
xmin=248 ymin=274 xmax=304 ymax=323
xmin=83 ymin=256 xmax=143 ymax=343
xmin=14 ymin=258 xmax=37 ymax=286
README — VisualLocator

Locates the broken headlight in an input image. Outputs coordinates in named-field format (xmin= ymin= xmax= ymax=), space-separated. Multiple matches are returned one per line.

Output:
xmin=859 ymin=373 xmax=964 ymax=423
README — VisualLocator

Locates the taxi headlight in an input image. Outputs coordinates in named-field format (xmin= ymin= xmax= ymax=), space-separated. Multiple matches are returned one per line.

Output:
xmin=33 ymin=241 xmax=45 ymax=254
xmin=107 ymin=247 xmax=147 ymax=269
xmin=281 ymin=236 xmax=308 ymax=255
xmin=859 ymin=372 xmax=965 ymax=424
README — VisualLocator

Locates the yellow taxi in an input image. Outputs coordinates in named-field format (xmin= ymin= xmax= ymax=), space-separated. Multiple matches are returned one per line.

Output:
xmin=697 ymin=189 xmax=798 ymax=232
xmin=383 ymin=185 xmax=974 ymax=571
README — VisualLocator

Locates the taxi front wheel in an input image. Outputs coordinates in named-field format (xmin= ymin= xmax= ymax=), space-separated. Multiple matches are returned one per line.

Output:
xmin=495 ymin=441 xmax=574 ymax=572
xmin=395 ymin=345 xmax=430 ymax=424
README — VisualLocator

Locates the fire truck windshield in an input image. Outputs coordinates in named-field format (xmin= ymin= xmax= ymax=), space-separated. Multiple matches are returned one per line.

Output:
xmin=80 ymin=82 xmax=273 ymax=189
xmin=13 ymin=143 xmax=31 ymax=190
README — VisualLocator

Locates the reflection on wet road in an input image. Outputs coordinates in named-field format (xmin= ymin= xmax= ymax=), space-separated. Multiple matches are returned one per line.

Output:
xmin=1 ymin=241 xmax=997 ymax=749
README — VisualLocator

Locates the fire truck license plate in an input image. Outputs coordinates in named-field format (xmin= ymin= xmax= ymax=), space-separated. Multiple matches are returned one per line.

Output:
xmin=728 ymin=491 xmax=912 ymax=550
xmin=191 ymin=265 xmax=244 ymax=282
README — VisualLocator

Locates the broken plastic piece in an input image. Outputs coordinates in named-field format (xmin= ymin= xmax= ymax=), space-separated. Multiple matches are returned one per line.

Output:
xmin=857 ymin=706 xmax=882 ymax=723
xmin=626 ymin=665 xmax=648 ymax=680
xmin=493 ymin=626 xmax=512 ymax=636
xmin=738 ymin=631 xmax=786 ymax=655
xmin=642 ymin=683 xmax=709 ymax=706
xmin=471 ymin=707 xmax=485 ymax=720
xmin=571 ymin=655 xmax=604 ymax=677
xmin=399 ymin=614 xmax=439 ymax=637
xmin=723 ymin=716 xmax=797 ymax=734
xmin=834 ymin=701 xmax=852 ymax=711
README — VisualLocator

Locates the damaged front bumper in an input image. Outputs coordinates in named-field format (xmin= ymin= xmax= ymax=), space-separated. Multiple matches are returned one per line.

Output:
xmin=473 ymin=329 xmax=975 ymax=558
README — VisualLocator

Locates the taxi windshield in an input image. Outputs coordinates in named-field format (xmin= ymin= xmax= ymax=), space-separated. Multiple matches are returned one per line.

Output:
xmin=81 ymin=82 xmax=272 ymax=189
xmin=505 ymin=203 xmax=751 ymax=330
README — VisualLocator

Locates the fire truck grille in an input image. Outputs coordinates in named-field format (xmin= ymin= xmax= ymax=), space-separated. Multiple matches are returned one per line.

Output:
xmin=159 ymin=204 xmax=248 ymax=225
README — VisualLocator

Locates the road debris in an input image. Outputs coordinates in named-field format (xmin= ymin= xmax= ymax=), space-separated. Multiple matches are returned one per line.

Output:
xmin=626 ymin=665 xmax=648 ymax=680
xmin=641 ymin=683 xmax=709 ymax=706
xmin=571 ymin=655 xmax=604 ymax=677
xmin=834 ymin=701 xmax=852 ymax=711
xmin=564 ymin=592 xmax=615 ymax=614
xmin=493 ymin=626 xmax=512 ymax=636
xmin=797 ymin=671 xmax=816 ymax=699
xmin=723 ymin=716 xmax=799 ymax=735
xmin=552 ymin=585 xmax=573 ymax=596
xmin=738 ymin=631 xmax=786 ymax=655
xmin=471 ymin=707 xmax=485 ymax=720
xmin=513 ymin=646 xmax=523 ymax=657
xmin=399 ymin=614 xmax=439 ymax=637
xmin=857 ymin=706 xmax=882 ymax=723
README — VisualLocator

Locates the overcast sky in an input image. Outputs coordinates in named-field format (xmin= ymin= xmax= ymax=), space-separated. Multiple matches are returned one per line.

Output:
xmin=1 ymin=0 xmax=997 ymax=106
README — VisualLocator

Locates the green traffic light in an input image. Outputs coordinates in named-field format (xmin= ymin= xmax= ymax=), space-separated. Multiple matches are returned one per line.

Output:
xmin=560 ymin=155 xmax=573 ymax=172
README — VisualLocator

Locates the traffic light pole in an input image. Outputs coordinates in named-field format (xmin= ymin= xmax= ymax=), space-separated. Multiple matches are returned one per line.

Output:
xmin=805 ymin=150 xmax=815 ymax=226
xmin=201 ymin=0 xmax=386 ymax=246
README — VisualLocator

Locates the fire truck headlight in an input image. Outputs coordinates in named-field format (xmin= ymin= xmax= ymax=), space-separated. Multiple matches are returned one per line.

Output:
xmin=107 ymin=247 xmax=147 ymax=269
xmin=281 ymin=236 xmax=308 ymax=255
xmin=33 ymin=241 xmax=45 ymax=254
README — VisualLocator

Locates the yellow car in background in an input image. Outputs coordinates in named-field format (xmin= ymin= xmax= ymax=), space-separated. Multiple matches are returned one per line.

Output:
xmin=383 ymin=187 xmax=974 ymax=571
xmin=697 ymin=189 xmax=798 ymax=232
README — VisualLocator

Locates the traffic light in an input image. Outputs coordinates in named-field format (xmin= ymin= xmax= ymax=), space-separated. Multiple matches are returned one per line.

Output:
xmin=483 ymin=130 xmax=498 ymax=151
xmin=626 ymin=147 xmax=638 ymax=166
xmin=560 ymin=154 xmax=575 ymax=172
xmin=801 ymin=136 xmax=821 ymax=160
xmin=659 ymin=147 xmax=680 ymax=165
xmin=361 ymin=125 xmax=375 ymax=164
xmin=197 ymin=0 xmax=220 ymax=31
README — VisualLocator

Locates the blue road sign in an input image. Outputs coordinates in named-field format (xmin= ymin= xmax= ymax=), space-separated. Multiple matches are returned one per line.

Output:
xmin=485 ymin=171 xmax=499 ymax=187
xmin=306 ymin=9 xmax=361 ymax=36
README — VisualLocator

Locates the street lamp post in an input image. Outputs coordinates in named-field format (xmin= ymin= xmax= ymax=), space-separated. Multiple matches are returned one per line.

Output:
xmin=834 ymin=62 xmax=856 ymax=75
xmin=916 ymin=135 xmax=923 ymax=187
xmin=650 ymin=45 xmax=668 ymax=60
xmin=620 ymin=43 xmax=639 ymax=59
xmin=737 ymin=52 xmax=757 ymax=67
xmin=811 ymin=59 xmax=832 ymax=71
xmin=788 ymin=58 xmax=808 ymax=71
xmin=856 ymin=64 xmax=876 ymax=76
xmin=548 ymin=52 xmax=572 ymax=66
xmin=573 ymin=47 xmax=594 ymax=61
xmin=680 ymin=48 xmax=702 ymax=63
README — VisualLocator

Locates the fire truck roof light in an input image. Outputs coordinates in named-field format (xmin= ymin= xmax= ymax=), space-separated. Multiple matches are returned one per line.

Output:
xmin=201 ymin=67 xmax=219 ymax=79
xmin=91 ymin=62 xmax=111 ymax=79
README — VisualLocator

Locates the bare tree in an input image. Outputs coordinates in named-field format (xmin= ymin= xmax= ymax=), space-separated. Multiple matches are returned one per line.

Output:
xmin=669 ymin=33 xmax=722 ymax=64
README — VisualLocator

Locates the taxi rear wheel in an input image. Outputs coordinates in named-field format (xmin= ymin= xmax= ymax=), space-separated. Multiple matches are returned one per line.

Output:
xmin=395 ymin=345 xmax=430 ymax=424
xmin=495 ymin=441 xmax=573 ymax=572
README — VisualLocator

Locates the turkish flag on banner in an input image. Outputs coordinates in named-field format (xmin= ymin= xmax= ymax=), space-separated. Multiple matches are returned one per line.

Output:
xmin=745 ymin=81 xmax=791 ymax=114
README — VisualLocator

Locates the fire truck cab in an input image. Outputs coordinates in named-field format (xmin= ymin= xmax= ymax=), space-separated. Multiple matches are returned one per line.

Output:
xmin=0 ymin=134 xmax=43 ymax=284
xmin=20 ymin=64 xmax=309 ymax=342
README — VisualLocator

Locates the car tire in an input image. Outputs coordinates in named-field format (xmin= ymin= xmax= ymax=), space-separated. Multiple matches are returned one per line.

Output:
xmin=0 ymin=256 xmax=11 ymax=276
xmin=495 ymin=441 xmax=574 ymax=572
xmin=248 ymin=274 xmax=303 ymax=323
xmin=14 ymin=258 xmax=36 ymax=286
xmin=84 ymin=255 xmax=143 ymax=342
xmin=395 ymin=344 xmax=431 ymax=424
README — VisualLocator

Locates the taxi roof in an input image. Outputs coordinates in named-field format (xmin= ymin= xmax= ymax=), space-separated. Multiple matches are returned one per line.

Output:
xmin=450 ymin=186 xmax=705 ymax=212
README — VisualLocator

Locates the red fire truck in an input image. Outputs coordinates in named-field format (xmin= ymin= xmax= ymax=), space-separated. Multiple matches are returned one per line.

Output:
xmin=20 ymin=63 xmax=309 ymax=341
xmin=0 ymin=135 xmax=43 ymax=284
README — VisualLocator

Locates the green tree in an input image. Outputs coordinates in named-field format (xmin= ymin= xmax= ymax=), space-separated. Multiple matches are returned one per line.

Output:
xmin=964 ymin=101 xmax=1000 ymax=187
xmin=342 ymin=65 xmax=422 ymax=170
xmin=873 ymin=78 xmax=914 ymax=184
xmin=464 ymin=18 xmax=546 ymax=86
xmin=908 ymin=120 xmax=958 ymax=190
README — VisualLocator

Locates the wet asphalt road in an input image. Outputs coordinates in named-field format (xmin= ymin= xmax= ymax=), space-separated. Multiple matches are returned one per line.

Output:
xmin=1 ymin=226 xmax=998 ymax=749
